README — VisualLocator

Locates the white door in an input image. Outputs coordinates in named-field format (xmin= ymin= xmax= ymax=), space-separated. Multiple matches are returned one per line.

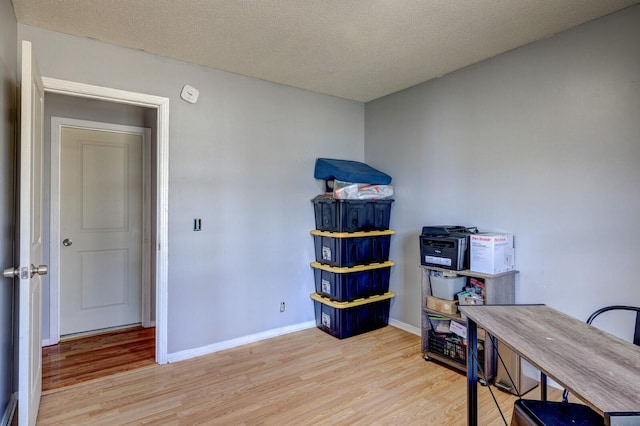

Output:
xmin=18 ymin=40 xmax=45 ymax=426
xmin=59 ymin=127 xmax=143 ymax=335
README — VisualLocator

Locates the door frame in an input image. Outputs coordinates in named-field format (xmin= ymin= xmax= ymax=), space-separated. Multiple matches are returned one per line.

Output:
xmin=50 ymin=118 xmax=152 ymax=338
xmin=42 ymin=77 xmax=169 ymax=364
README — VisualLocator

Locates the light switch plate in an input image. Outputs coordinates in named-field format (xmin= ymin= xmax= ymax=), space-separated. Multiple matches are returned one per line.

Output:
xmin=181 ymin=85 xmax=199 ymax=104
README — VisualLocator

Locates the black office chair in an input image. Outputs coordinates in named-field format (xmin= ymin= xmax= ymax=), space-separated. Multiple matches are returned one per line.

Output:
xmin=511 ymin=399 xmax=604 ymax=426
xmin=510 ymin=305 xmax=640 ymax=426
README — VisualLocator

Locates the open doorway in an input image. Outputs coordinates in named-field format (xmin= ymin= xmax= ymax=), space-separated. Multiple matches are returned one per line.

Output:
xmin=52 ymin=119 xmax=150 ymax=337
xmin=41 ymin=94 xmax=160 ymax=391
xmin=45 ymin=96 xmax=155 ymax=342
xmin=40 ymin=79 xmax=169 ymax=370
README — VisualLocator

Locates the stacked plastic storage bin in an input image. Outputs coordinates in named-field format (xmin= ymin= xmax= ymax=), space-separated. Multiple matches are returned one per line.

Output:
xmin=310 ymin=197 xmax=395 ymax=338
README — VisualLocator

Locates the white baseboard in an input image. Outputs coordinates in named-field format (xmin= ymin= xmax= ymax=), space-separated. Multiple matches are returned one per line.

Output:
xmin=389 ymin=318 xmax=421 ymax=336
xmin=166 ymin=319 xmax=422 ymax=364
xmin=1 ymin=393 xmax=17 ymax=426
xmin=167 ymin=321 xmax=316 ymax=363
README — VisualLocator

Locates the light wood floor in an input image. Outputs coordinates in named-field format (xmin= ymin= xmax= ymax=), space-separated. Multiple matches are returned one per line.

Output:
xmin=42 ymin=326 xmax=155 ymax=392
xmin=37 ymin=326 xmax=563 ymax=425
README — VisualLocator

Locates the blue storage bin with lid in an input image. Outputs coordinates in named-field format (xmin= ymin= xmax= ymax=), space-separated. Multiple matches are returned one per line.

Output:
xmin=311 ymin=292 xmax=394 ymax=339
xmin=311 ymin=261 xmax=394 ymax=302
xmin=312 ymin=198 xmax=393 ymax=232
xmin=311 ymin=229 xmax=393 ymax=267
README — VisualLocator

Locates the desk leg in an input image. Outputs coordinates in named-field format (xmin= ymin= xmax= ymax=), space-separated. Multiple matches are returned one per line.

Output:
xmin=540 ymin=372 xmax=548 ymax=401
xmin=467 ymin=318 xmax=478 ymax=426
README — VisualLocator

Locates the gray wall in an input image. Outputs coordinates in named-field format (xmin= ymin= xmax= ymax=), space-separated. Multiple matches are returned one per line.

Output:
xmin=0 ymin=0 xmax=17 ymax=414
xmin=13 ymin=1 xmax=639 ymax=363
xmin=41 ymin=93 xmax=154 ymax=342
xmin=18 ymin=24 xmax=365 ymax=354
xmin=365 ymin=5 xmax=640 ymax=339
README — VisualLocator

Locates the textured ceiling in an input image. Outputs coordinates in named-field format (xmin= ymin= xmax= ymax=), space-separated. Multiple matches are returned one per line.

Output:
xmin=11 ymin=0 xmax=640 ymax=102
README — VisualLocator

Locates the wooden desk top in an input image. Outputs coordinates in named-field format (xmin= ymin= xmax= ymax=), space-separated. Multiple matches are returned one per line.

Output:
xmin=459 ymin=305 xmax=640 ymax=416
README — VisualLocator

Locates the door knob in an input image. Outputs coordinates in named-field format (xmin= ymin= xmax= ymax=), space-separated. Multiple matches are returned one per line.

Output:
xmin=62 ymin=238 xmax=72 ymax=247
xmin=30 ymin=264 xmax=48 ymax=277
xmin=3 ymin=267 xmax=18 ymax=278
xmin=3 ymin=265 xmax=48 ymax=279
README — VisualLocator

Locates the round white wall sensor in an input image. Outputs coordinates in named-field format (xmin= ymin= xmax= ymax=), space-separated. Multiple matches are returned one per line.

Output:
xmin=180 ymin=85 xmax=199 ymax=104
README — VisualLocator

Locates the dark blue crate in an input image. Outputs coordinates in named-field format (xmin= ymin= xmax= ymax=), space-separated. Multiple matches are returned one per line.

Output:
xmin=311 ymin=292 xmax=393 ymax=339
xmin=312 ymin=198 xmax=393 ymax=232
xmin=312 ymin=230 xmax=393 ymax=267
xmin=312 ymin=261 xmax=393 ymax=302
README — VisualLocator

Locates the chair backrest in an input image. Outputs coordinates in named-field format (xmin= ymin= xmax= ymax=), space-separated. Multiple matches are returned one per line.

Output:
xmin=586 ymin=305 xmax=640 ymax=346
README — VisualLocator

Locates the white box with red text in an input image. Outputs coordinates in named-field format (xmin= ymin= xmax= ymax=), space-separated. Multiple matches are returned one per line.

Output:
xmin=470 ymin=233 xmax=515 ymax=275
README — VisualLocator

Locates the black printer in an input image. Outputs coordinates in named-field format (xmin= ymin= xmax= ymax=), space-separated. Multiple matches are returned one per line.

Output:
xmin=419 ymin=226 xmax=477 ymax=270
